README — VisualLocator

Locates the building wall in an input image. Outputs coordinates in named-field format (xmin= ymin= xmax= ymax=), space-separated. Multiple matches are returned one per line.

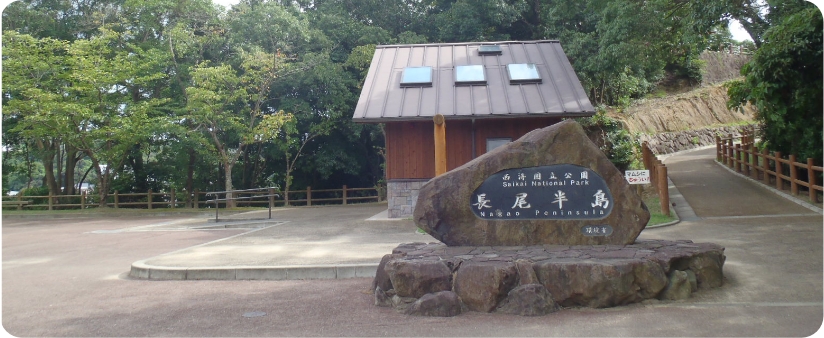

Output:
xmin=387 ymin=179 xmax=429 ymax=218
xmin=384 ymin=116 xmax=562 ymax=218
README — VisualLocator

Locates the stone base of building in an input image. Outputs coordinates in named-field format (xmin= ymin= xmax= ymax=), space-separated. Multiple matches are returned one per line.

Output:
xmin=387 ymin=179 xmax=429 ymax=218
xmin=372 ymin=240 xmax=725 ymax=316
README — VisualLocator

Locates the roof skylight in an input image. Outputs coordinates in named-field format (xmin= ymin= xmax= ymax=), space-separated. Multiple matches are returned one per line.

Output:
xmin=478 ymin=45 xmax=503 ymax=55
xmin=506 ymin=63 xmax=542 ymax=84
xmin=455 ymin=65 xmax=486 ymax=85
xmin=400 ymin=66 xmax=433 ymax=87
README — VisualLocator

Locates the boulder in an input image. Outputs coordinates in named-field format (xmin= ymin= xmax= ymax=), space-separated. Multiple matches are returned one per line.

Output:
xmin=374 ymin=286 xmax=392 ymax=307
xmin=385 ymin=260 xmax=452 ymax=298
xmin=659 ymin=270 xmax=692 ymax=301
xmin=372 ymin=253 xmax=404 ymax=292
xmin=533 ymin=258 xmax=667 ymax=308
xmin=453 ymin=261 xmax=518 ymax=312
xmin=405 ymin=291 xmax=463 ymax=317
xmin=391 ymin=295 xmax=418 ymax=312
xmin=515 ymin=259 xmax=540 ymax=285
xmin=496 ymin=284 xmax=560 ymax=316
xmin=414 ymin=120 xmax=649 ymax=246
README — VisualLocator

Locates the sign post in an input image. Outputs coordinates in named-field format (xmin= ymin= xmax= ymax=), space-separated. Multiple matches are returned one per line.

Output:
xmin=624 ymin=170 xmax=650 ymax=185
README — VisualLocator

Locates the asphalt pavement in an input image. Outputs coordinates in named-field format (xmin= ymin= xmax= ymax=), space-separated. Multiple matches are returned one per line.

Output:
xmin=2 ymin=147 xmax=822 ymax=336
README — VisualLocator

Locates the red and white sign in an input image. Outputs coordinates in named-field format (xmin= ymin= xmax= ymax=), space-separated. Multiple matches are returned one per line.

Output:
xmin=625 ymin=170 xmax=650 ymax=184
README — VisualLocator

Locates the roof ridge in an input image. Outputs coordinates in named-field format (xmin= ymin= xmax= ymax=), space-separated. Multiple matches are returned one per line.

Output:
xmin=375 ymin=40 xmax=560 ymax=49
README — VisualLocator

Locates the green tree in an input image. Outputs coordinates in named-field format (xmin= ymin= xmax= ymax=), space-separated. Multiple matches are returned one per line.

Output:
xmin=184 ymin=50 xmax=293 ymax=206
xmin=727 ymin=6 xmax=822 ymax=161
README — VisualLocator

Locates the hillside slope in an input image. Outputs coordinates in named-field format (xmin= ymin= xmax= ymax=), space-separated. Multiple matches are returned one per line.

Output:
xmin=614 ymin=51 xmax=756 ymax=135
xmin=616 ymin=84 xmax=756 ymax=135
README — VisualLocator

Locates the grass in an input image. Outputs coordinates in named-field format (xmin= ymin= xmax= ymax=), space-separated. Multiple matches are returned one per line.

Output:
xmin=644 ymin=194 xmax=678 ymax=226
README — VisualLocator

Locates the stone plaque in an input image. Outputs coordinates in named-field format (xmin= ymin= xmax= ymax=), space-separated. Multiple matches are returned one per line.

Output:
xmin=470 ymin=164 xmax=613 ymax=220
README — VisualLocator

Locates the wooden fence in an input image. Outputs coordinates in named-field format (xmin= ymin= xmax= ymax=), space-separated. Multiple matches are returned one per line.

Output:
xmin=716 ymin=130 xmax=822 ymax=203
xmin=2 ymin=185 xmax=382 ymax=211
xmin=641 ymin=141 xmax=671 ymax=216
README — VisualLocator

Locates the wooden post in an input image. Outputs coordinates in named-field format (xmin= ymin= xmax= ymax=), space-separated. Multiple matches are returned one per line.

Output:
xmin=269 ymin=188 xmax=276 ymax=208
xmin=48 ymin=193 xmax=53 ymax=211
xmin=734 ymin=144 xmax=741 ymax=173
xmin=342 ymin=185 xmax=348 ymax=205
xmin=433 ymin=114 xmax=447 ymax=176
xmin=148 ymin=189 xmax=153 ymax=209
xmin=727 ymin=138 xmax=734 ymax=167
xmin=808 ymin=158 xmax=818 ymax=203
xmin=194 ymin=189 xmax=200 ymax=208
xmin=81 ymin=190 xmax=86 ymax=209
xmin=789 ymin=154 xmax=798 ymax=195
xmin=775 ymin=152 xmax=783 ymax=190
xmin=306 ymin=186 xmax=312 ymax=206
xmin=750 ymin=144 xmax=758 ymax=179
xmin=657 ymin=165 xmax=670 ymax=217
xmin=16 ymin=194 xmax=22 ymax=211
xmin=170 ymin=188 xmax=176 ymax=209
xmin=762 ymin=149 xmax=770 ymax=185
xmin=114 ymin=191 xmax=119 ymax=209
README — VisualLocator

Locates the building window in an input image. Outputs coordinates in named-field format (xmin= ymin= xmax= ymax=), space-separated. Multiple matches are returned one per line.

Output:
xmin=506 ymin=63 xmax=542 ymax=84
xmin=455 ymin=65 xmax=486 ymax=85
xmin=486 ymin=138 xmax=511 ymax=152
xmin=478 ymin=45 xmax=502 ymax=55
xmin=400 ymin=66 xmax=433 ymax=87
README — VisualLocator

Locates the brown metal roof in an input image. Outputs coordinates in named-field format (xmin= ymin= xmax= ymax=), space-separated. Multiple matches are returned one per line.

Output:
xmin=352 ymin=40 xmax=595 ymax=123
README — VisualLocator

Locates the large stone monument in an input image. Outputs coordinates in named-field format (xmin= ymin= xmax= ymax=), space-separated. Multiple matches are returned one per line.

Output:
xmin=373 ymin=120 xmax=725 ymax=316
xmin=414 ymin=120 xmax=648 ymax=246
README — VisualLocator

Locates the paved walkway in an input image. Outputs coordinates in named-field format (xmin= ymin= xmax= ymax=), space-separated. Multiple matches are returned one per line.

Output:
xmin=3 ymin=147 xmax=822 ymax=336
xmin=128 ymin=147 xmax=822 ymax=284
xmin=129 ymin=204 xmax=434 ymax=280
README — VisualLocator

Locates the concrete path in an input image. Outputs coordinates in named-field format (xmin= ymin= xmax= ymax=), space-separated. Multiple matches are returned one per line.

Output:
xmin=129 ymin=204 xmax=432 ymax=280
xmin=2 ymin=147 xmax=822 ymax=336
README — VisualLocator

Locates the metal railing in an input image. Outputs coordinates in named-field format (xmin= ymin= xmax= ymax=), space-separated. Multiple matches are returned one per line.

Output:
xmin=205 ymin=188 xmax=279 ymax=222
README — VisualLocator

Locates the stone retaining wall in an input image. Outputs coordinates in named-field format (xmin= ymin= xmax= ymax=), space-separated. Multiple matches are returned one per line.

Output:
xmin=639 ymin=125 xmax=756 ymax=155
xmin=387 ymin=180 xmax=429 ymax=218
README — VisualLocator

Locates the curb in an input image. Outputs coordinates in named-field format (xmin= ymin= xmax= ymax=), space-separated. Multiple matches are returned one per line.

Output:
xmin=713 ymin=160 xmax=823 ymax=215
xmin=129 ymin=260 xmax=377 ymax=280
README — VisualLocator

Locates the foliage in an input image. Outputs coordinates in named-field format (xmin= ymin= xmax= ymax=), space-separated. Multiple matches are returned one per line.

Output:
xmin=574 ymin=111 xmax=636 ymax=171
xmin=726 ymin=6 xmax=822 ymax=161
xmin=2 ymin=0 xmax=810 ymax=198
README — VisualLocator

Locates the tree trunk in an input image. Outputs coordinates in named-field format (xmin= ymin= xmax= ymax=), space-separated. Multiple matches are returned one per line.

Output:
xmin=56 ymin=145 xmax=63 ymax=194
xmin=129 ymin=144 xmax=148 ymax=193
xmin=38 ymin=139 xmax=60 ymax=195
xmin=224 ymin=162 xmax=235 ymax=208
xmin=90 ymin=157 xmax=110 ymax=208
xmin=186 ymin=149 xmax=195 ymax=207
xmin=64 ymin=144 xmax=79 ymax=196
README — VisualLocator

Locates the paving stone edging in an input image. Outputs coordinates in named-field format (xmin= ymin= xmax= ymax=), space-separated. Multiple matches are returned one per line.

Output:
xmin=129 ymin=261 xmax=378 ymax=280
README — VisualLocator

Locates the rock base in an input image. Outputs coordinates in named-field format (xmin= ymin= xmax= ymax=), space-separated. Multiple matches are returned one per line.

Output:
xmin=373 ymin=240 xmax=725 ymax=316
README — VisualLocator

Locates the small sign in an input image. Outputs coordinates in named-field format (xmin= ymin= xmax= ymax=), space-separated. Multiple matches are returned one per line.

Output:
xmin=581 ymin=225 xmax=613 ymax=236
xmin=470 ymin=164 xmax=613 ymax=220
xmin=625 ymin=170 xmax=650 ymax=185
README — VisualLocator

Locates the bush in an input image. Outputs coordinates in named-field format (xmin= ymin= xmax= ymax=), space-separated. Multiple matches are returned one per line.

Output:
xmin=574 ymin=111 xmax=637 ymax=171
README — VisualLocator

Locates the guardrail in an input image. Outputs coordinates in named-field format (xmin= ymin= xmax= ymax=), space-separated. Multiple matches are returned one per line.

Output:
xmin=716 ymin=131 xmax=821 ymax=203
xmin=2 ymin=185 xmax=382 ymax=210
xmin=641 ymin=141 xmax=670 ymax=216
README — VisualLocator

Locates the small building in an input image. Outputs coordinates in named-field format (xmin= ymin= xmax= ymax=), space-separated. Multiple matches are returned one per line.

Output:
xmin=352 ymin=40 xmax=595 ymax=218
